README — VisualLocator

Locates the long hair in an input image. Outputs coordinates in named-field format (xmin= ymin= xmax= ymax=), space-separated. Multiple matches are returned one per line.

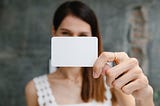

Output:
xmin=53 ymin=1 xmax=106 ymax=102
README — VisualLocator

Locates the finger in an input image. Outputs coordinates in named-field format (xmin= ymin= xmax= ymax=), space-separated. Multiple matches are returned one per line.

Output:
xmin=106 ymin=58 xmax=139 ymax=86
xmin=112 ymin=66 xmax=142 ymax=89
xmin=121 ymin=75 xmax=148 ymax=95
xmin=93 ymin=57 xmax=106 ymax=78
xmin=114 ymin=52 xmax=130 ymax=62
xmin=101 ymin=63 xmax=112 ymax=75
xmin=93 ymin=52 xmax=114 ymax=78
xmin=100 ymin=52 xmax=129 ymax=63
xmin=93 ymin=52 xmax=129 ymax=78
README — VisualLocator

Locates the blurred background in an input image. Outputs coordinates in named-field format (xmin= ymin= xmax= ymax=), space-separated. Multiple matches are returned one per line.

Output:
xmin=0 ymin=0 xmax=160 ymax=105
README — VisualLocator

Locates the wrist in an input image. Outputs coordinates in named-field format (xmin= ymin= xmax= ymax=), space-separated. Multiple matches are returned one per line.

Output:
xmin=135 ymin=85 xmax=154 ymax=106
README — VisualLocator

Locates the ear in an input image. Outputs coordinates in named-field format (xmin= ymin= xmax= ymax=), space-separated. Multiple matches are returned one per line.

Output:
xmin=52 ymin=26 xmax=56 ymax=36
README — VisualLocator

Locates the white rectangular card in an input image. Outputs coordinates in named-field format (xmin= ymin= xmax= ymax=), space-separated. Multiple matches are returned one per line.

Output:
xmin=51 ymin=37 xmax=98 ymax=67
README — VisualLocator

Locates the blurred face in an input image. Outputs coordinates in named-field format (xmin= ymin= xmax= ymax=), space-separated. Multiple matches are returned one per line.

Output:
xmin=53 ymin=15 xmax=92 ymax=37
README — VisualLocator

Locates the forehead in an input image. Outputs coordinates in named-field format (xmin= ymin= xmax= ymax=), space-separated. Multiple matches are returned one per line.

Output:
xmin=59 ymin=15 xmax=91 ymax=32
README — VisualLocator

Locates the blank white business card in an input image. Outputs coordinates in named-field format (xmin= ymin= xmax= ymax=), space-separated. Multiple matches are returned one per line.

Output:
xmin=51 ymin=37 xmax=98 ymax=67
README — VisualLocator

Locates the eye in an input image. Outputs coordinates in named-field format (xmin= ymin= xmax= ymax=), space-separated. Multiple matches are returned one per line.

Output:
xmin=60 ymin=31 xmax=73 ymax=37
xmin=79 ymin=35 xmax=87 ymax=37
xmin=62 ymin=31 xmax=69 ymax=35
xmin=79 ymin=34 xmax=91 ymax=37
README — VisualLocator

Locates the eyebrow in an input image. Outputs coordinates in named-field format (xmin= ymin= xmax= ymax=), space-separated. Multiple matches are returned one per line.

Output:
xmin=60 ymin=28 xmax=71 ymax=32
xmin=60 ymin=28 xmax=91 ymax=35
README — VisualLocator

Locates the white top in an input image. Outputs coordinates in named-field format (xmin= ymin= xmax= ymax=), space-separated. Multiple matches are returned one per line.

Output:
xmin=33 ymin=75 xmax=112 ymax=106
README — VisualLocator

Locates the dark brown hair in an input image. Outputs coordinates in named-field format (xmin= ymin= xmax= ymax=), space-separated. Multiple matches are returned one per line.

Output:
xmin=53 ymin=1 xmax=106 ymax=102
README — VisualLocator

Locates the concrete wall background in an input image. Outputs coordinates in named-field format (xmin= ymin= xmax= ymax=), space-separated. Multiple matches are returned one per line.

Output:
xmin=0 ymin=0 xmax=160 ymax=105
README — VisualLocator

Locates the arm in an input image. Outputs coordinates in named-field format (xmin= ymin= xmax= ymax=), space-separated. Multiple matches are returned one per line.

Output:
xmin=112 ymin=84 xmax=154 ymax=106
xmin=93 ymin=52 xmax=154 ymax=106
xmin=112 ymin=88 xmax=135 ymax=106
xmin=25 ymin=80 xmax=38 ymax=106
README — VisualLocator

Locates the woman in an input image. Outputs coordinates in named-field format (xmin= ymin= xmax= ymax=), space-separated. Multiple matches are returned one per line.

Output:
xmin=25 ymin=1 xmax=154 ymax=106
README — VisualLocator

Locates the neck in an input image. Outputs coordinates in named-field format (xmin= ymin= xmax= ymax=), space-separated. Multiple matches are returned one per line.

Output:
xmin=58 ymin=67 xmax=83 ymax=81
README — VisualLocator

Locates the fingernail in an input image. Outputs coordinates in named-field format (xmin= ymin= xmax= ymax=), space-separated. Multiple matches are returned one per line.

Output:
xmin=101 ymin=69 xmax=106 ymax=75
xmin=93 ymin=71 xmax=99 ymax=78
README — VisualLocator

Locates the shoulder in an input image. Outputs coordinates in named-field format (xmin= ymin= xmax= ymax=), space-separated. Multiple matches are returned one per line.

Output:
xmin=25 ymin=80 xmax=36 ymax=95
xmin=25 ymin=79 xmax=38 ymax=106
xmin=25 ymin=74 xmax=47 ymax=95
xmin=26 ymin=74 xmax=48 ymax=91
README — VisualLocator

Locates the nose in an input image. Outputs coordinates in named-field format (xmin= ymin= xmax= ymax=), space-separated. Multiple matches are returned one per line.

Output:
xmin=72 ymin=34 xmax=79 ymax=37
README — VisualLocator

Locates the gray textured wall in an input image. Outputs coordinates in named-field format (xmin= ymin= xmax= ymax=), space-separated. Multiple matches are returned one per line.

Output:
xmin=0 ymin=0 xmax=160 ymax=106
